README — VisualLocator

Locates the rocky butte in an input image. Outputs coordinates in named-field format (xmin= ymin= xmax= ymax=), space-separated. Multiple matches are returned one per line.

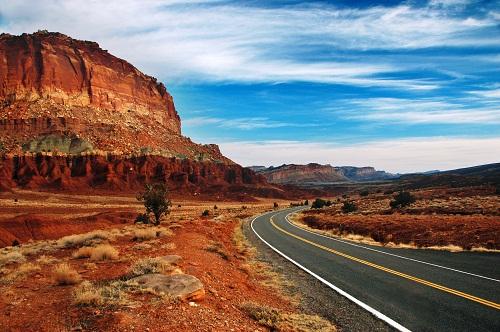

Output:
xmin=0 ymin=31 xmax=273 ymax=195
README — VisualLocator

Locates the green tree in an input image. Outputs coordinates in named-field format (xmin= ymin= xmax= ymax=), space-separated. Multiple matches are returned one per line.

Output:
xmin=390 ymin=191 xmax=416 ymax=209
xmin=136 ymin=183 xmax=171 ymax=225
xmin=341 ymin=201 xmax=357 ymax=213
xmin=311 ymin=198 xmax=327 ymax=209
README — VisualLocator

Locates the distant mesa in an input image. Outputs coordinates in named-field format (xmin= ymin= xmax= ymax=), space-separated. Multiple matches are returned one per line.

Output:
xmin=249 ymin=163 xmax=399 ymax=185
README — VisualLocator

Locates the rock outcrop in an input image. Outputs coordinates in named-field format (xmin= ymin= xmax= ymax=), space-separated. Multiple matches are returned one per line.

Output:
xmin=129 ymin=273 xmax=205 ymax=301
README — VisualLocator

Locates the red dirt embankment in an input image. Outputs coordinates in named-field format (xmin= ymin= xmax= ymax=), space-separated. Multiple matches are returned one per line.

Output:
xmin=301 ymin=211 xmax=500 ymax=250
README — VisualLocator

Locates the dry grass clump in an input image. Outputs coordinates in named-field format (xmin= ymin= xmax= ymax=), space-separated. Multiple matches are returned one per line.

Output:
xmin=205 ymin=241 xmax=229 ymax=260
xmin=90 ymin=245 xmax=119 ymax=261
xmin=36 ymin=255 xmax=58 ymax=265
xmin=73 ymin=244 xmax=119 ymax=261
xmin=132 ymin=227 xmax=173 ymax=242
xmin=233 ymin=221 xmax=257 ymax=257
xmin=58 ymin=230 xmax=111 ymax=248
xmin=241 ymin=302 xmax=336 ymax=332
xmin=74 ymin=280 xmax=130 ymax=307
xmin=129 ymin=257 xmax=179 ymax=276
xmin=161 ymin=242 xmax=176 ymax=250
xmin=0 ymin=251 xmax=26 ymax=267
xmin=1 ymin=263 xmax=41 ymax=283
xmin=54 ymin=263 xmax=81 ymax=285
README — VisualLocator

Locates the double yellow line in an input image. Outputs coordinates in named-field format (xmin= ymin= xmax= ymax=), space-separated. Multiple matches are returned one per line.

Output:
xmin=270 ymin=216 xmax=500 ymax=311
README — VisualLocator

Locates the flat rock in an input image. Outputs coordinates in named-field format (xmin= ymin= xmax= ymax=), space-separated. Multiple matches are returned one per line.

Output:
xmin=129 ymin=273 xmax=204 ymax=301
xmin=158 ymin=255 xmax=182 ymax=266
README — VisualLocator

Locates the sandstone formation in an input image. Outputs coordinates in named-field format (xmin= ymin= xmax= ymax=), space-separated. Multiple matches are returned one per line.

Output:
xmin=0 ymin=31 xmax=227 ymax=161
xmin=250 ymin=163 xmax=397 ymax=185
xmin=129 ymin=273 xmax=205 ymax=301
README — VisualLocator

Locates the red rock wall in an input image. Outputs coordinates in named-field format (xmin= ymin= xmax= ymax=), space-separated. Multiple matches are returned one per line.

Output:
xmin=0 ymin=31 xmax=180 ymax=134
xmin=0 ymin=154 xmax=266 ymax=193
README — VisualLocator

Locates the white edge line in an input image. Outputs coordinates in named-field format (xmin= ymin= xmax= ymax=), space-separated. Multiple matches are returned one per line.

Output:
xmin=285 ymin=211 xmax=500 ymax=283
xmin=250 ymin=209 xmax=412 ymax=332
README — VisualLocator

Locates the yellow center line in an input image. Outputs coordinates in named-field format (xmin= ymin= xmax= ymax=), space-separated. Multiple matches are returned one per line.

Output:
xmin=269 ymin=216 xmax=500 ymax=311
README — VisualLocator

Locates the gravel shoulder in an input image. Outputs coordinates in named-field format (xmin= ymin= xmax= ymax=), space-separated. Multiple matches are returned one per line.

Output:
xmin=243 ymin=216 xmax=394 ymax=332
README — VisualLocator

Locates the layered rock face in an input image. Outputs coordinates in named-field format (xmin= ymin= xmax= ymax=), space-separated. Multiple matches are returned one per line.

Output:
xmin=0 ymin=154 xmax=267 ymax=193
xmin=0 ymin=31 xmax=222 ymax=160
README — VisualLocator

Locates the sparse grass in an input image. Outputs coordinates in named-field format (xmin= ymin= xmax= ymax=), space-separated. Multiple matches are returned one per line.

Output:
xmin=132 ymin=227 xmax=173 ymax=242
xmin=74 ymin=280 xmax=130 ymax=307
xmin=241 ymin=302 xmax=336 ymax=332
xmin=132 ymin=243 xmax=152 ymax=251
xmin=58 ymin=230 xmax=112 ymax=248
xmin=1 ymin=263 xmax=41 ymax=283
xmin=73 ymin=246 xmax=95 ymax=259
xmin=205 ymin=241 xmax=229 ymax=260
xmin=54 ymin=263 xmax=81 ymax=285
xmin=129 ymin=257 xmax=179 ymax=276
xmin=161 ymin=242 xmax=176 ymax=250
xmin=36 ymin=255 xmax=58 ymax=265
xmin=0 ymin=251 xmax=26 ymax=267
xmin=233 ymin=221 xmax=257 ymax=257
xmin=89 ymin=244 xmax=119 ymax=261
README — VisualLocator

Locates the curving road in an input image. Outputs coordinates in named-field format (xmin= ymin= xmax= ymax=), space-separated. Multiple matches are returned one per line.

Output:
xmin=251 ymin=207 xmax=500 ymax=332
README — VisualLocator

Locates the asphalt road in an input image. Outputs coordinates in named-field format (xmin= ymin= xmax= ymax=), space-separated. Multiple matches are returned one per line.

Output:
xmin=251 ymin=207 xmax=500 ymax=332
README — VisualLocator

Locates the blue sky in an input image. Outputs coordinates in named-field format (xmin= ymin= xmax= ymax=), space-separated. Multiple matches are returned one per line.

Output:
xmin=1 ymin=0 xmax=499 ymax=172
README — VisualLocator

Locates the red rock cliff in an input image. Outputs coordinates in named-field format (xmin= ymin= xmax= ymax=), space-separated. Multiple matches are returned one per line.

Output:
xmin=0 ymin=31 xmax=215 ymax=157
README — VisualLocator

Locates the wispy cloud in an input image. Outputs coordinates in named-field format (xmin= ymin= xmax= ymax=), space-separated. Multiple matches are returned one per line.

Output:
xmin=0 ymin=0 xmax=497 ymax=88
xmin=218 ymin=137 xmax=500 ymax=173
xmin=324 ymin=97 xmax=500 ymax=124
xmin=184 ymin=116 xmax=313 ymax=130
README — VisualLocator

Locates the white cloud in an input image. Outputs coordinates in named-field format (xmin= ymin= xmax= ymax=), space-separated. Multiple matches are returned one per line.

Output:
xmin=326 ymin=97 xmax=500 ymax=124
xmin=218 ymin=137 xmax=500 ymax=173
xmin=470 ymin=89 xmax=500 ymax=99
xmin=183 ymin=116 xmax=312 ymax=130
xmin=0 ymin=0 xmax=497 ymax=87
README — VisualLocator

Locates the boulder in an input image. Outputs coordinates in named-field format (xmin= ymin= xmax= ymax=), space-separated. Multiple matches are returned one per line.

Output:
xmin=129 ymin=273 xmax=205 ymax=301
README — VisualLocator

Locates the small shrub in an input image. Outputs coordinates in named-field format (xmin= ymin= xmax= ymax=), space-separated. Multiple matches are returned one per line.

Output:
xmin=390 ymin=191 xmax=416 ymax=209
xmin=273 ymin=202 xmax=279 ymax=208
xmin=58 ymin=231 xmax=110 ymax=248
xmin=311 ymin=198 xmax=327 ymax=209
xmin=304 ymin=199 xmax=309 ymax=206
xmin=89 ymin=244 xmax=119 ymax=261
xmin=241 ymin=205 xmax=247 ymax=210
xmin=360 ymin=190 xmax=369 ymax=197
xmin=201 ymin=209 xmax=210 ymax=217
xmin=54 ymin=263 xmax=81 ymax=285
xmin=74 ymin=281 xmax=103 ymax=306
xmin=384 ymin=189 xmax=394 ymax=195
xmin=214 ymin=205 xmax=218 ymax=210
xmin=136 ymin=183 xmax=172 ymax=225
xmin=341 ymin=201 xmax=357 ymax=213
xmin=325 ymin=200 xmax=332 ymax=207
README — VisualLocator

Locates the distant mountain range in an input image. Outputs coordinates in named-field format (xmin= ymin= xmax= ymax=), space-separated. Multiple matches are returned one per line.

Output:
xmin=247 ymin=163 xmax=399 ymax=185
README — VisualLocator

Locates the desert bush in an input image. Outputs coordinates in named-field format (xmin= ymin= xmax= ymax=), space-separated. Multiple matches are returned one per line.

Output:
xmin=341 ymin=201 xmax=357 ymax=213
xmin=390 ymin=191 xmax=416 ymax=209
xmin=129 ymin=257 xmax=176 ymax=276
xmin=136 ymin=183 xmax=172 ymax=225
xmin=74 ymin=280 xmax=129 ymax=307
xmin=311 ymin=198 xmax=327 ymax=209
xmin=201 ymin=209 xmax=210 ymax=217
xmin=214 ymin=205 xmax=218 ymax=210
xmin=304 ymin=199 xmax=309 ymax=206
xmin=273 ymin=202 xmax=279 ymax=208
xmin=1 ymin=263 xmax=41 ymax=283
xmin=325 ymin=200 xmax=333 ymax=207
xmin=54 ymin=263 xmax=81 ymax=285
xmin=89 ymin=244 xmax=119 ymax=261
xmin=360 ymin=190 xmax=369 ymax=197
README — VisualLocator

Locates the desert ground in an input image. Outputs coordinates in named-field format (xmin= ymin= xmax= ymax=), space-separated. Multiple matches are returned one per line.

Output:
xmin=0 ymin=190 xmax=336 ymax=331
xmin=297 ymin=187 xmax=500 ymax=251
